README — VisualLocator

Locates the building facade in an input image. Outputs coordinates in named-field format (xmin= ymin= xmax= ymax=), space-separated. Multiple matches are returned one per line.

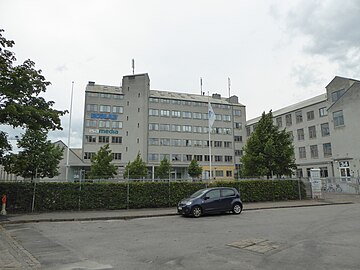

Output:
xmin=246 ymin=76 xmax=360 ymax=181
xmin=81 ymin=73 xmax=246 ymax=180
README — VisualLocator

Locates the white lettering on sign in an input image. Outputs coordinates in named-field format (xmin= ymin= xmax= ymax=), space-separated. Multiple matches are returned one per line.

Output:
xmin=89 ymin=129 xmax=99 ymax=134
xmin=99 ymin=130 xmax=119 ymax=134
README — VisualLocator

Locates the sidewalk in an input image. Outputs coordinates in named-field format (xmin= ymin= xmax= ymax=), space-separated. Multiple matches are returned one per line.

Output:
xmin=0 ymin=194 xmax=357 ymax=225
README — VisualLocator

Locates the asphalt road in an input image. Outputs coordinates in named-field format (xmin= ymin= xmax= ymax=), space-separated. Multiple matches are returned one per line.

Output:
xmin=4 ymin=204 xmax=360 ymax=270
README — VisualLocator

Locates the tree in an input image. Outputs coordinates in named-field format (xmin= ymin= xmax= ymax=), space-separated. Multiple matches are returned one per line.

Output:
xmin=3 ymin=129 xmax=64 ymax=180
xmin=188 ymin=159 xmax=202 ymax=179
xmin=124 ymin=153 xmax=148 ymax=179
xmin=88 ymin=144 xmax=117 ymax=179
xmin=241 ymin=111 xmax=297 ymax=178
xmin=0 ymin=29 xmax=66 ymax=160
xmin=155 ymin=158 xmax=171 ymax=179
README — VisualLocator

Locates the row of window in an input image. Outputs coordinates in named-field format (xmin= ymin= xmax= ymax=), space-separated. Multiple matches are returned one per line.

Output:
xmin=297 ymin=167 xmax=329 ymax=178
xmin=84 ymin=152 xmax=122 ymax=160
xmin=148 ymin=138 xmax=235 ymax=148
xmin=287 ymin=123 xmax=330 ymax=141
xmin=149 ymin=98 xmax=241 ymax=113
xmin=85 ymin=135 xmax=122 ymax=144
xmin=149 ymin=109 xmax=237 ymax=121
xmin=149 ymin=124 xmax=235 ymax=135
xmin=86 ymin=104 xmax=124 ymax=113
xmin=148 ymin=153 xmax=234 ymax=162
xmin=86 ymin=92 xmax=124 ymax=100
xmin=298 ymin=143 xmax=332 ymax=159
xmin=85 ymin=120 xmax=123 ymax=129
xmin=274 ymin=107 xmax=328 ymax=129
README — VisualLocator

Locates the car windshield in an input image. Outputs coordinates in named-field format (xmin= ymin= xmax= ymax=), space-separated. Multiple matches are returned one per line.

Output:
xmin=189 ymin=189 xmax=207 ymax=198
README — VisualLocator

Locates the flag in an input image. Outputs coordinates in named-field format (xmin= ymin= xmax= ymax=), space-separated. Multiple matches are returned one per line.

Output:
xmin=208 ymin=102 xmax=215 ymax=128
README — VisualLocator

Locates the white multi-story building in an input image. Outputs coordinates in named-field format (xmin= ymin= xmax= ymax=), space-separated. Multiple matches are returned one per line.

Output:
xmin=80 ymin=73 xmax=246 ymax=180
xmin=246 ymin=76 xmax=360 ymax=181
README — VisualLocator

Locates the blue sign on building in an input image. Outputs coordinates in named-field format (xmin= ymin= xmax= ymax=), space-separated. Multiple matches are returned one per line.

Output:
xmin=90 ymin=113 xmax=118 ymax=120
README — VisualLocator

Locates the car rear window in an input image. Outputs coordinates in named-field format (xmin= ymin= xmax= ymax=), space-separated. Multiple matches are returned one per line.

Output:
xmin=221 ymin=189 xmax=235 ymax=197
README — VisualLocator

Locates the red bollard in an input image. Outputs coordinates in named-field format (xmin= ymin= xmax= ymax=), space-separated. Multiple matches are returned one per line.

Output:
xmin=1 ymin=195 xmax=7 ymax=215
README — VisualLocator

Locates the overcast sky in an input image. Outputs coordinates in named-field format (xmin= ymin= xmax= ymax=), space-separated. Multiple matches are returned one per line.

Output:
xmin=1 ymin=0 xmax=360 ymax=148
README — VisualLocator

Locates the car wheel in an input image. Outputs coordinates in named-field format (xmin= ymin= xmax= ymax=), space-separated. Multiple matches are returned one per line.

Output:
xmin=192 ymin=206 xmax=202 ymax=218
xmin=232 ymin=203 xmax=242 ymax=215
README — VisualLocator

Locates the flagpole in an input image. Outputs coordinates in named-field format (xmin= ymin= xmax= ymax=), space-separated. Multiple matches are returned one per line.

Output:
xmin=65 ymin=81 xmax=74 ymax=182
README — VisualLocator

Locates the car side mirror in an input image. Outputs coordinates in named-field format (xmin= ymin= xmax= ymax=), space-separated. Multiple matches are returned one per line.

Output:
xmin=204 ymin=196 xmax=210 ymax=200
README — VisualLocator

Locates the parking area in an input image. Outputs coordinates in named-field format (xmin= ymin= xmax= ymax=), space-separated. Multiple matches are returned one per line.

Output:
xmin=2 ymin=202 xmax=360 ymax=270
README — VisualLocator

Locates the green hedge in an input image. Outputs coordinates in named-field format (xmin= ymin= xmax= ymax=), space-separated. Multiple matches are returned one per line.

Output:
xmin=0 ymin=180 xmax=305 ymax=213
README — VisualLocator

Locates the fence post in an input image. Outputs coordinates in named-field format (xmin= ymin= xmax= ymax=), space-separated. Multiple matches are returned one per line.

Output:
xmin=31 ymin=181 xmax=36 ymax=212
xmin=127 ymin=179 xmax=130 ymax=209
xmin=298 ymin=178 xmax=302 ymax=200
xmin=168 ymin=178 xmax=171 ymax=207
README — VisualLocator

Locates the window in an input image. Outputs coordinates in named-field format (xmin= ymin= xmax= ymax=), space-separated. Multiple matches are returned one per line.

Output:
xmin=171 ymin=111 xmax=181 ymax=118
xmin=234 ymin=110 xmax=241 ymax=116
xmin=171 ymin=99 xmax=181 ymax=105
xmin=215 ymin=170 xmax=224 ymax=177
xmin=297 ymin=129 xmax=304 ymax=140
xmin=223 ymin=115 xmax=231 ymax=122
xmin=225 ymin=156 xmax=233 ymax=162
xmin=183 ymin=139 xmax=192 ymax=147
xmin=224 ymin=141 xmax=232 ymax=148
xmin=193 ymin=140 xmax=202 ymax=147
xmin=308 ymin=126 xmax=316 ymax=139
xmin=112 ymin=121 xmax=122 ymax=129
xmin=113 ymin=153 xmax=122 ymax=160
xmin=333 ymin=110 xmax=344 ymax=127
xmin=288 ymin=131 xmax=294 ymax=141
xmin=148 ymin=138 xmax=159 ymax=145
xmin=296 ymin=169 xmax=303 ymax=178
xmin=84 ymin=152 xmax=95 ymax=160
xmin=234 ymin=122 xmax=242 ymax=129
xmin=235 ymin=150 xmax=243 ymax=156
xmin=206 ymin=189 xmax=220 ymax=199
xmin=148 ymin=153 xmax=159 ymax=161
xmin=246 ymin=127 xmax=251 ymax=136
xmin=149 ymin=109 xmax=159 ymax=116
xmin=112 ymin=106 xmax=123 ymax=114
xmin=226 ymin=171 xmax=233 ymax=177
xmin=310 ymin=145 xmax=318 ymax=158
xmin=160 ymin=138 xmax=170 ymax=146
xmin=215 ymin=155 xmax=223 ymax=162
xmin=184 ymin=154 xmax=192 ymax=161
xmin=194 ymin=155 xmax=203 ymax=161
xmin=182 ymin=111 xmax=192 ymax=118
xmin=307 ymin=111 xmax=315 ymax=121
xmin=223 ymin=128 xmax=232 ymax=135
xmin=171 ymin=139 xmax=182 ymax=147
xmin=295 ymin=111 xmax=303 ymax=123
xmin=85 ymin=135 xmax=96 ymax=143
xmin=86 ymin=104 xmax=98 ymax=112
xmin=320 ymin=167 xmax=329 ymax=177
xmin=193 ymin=126 xmax=202 ymax=133
xmin=321 ymin=123 xmax=330 ymax=137
xmin=323 ymin=143 xmax=332 ymax=157
xmin=159 ymin=124 xmax=170 ymax=131
xmin=99 ymin=136 xmax=109 ymax=143
xmin=149 ymin=97 xmax=159 ymax=103
xmin=160 ymin=154 xmax=170 ymax=161
xmin=99 ymin=121 xmax=110 ymax=128
xmin=171 ymin=125 xmax=181 ymax=132
xmin=319 ymin=107 xmax=327 ymax=117
xmin=160 ymin=98 xmax=170 ymax=104
xmin=149 ymin=123 xmax=159 ymax=131
xmin=285 ymin=114 xmax=292 ymax=126
xmin=214 ymin=141 xmax=222 ymax=148
xmin=331 ymin=89 xmax=345 ymax=102
xmin=202 ymin=113 xmax=209 ymax=120
xmin=172 ymin=154 xmax=181 ymax=161
xmin=160 ymin=110 xmax=170 ymax=117
xmin=234 ymin=136 xmax=242 ymax=142
xmin=299 ymin=147 xmax=306 ymax=159
xmin=182 ymin=100 xmax=192 ymax=106
xmin=215 ymin=114 xmax=222 ymax=121
xmin=111 ymin=136 xmax=122 ymax=144
xmin=193 ymin=112 xmax=202 ymax=119
xmin=85 ymin=120 xmax=97 ymax=128
xmin=276 ymin=117 xmax=282 ymax=128
xmin=182 ymin=125 xmax=192 ymax=132
xmin=99 ymin=105 xmax=111 ymax=113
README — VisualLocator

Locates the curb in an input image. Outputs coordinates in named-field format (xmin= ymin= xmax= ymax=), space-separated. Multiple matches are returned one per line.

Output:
xmin=0 ymin=202 xmax=353 ymax=225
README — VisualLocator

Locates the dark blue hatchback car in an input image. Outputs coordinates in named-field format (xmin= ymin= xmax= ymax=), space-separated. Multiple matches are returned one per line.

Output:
xmin=177 ymin=187 xmax=243 ymax=218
